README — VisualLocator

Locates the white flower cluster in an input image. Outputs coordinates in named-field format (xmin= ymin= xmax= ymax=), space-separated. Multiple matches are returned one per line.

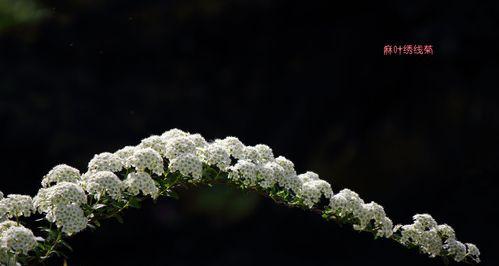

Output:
xmin=126 ymin=148 xmax=164 ymax=176
xmin=41 ymin=164 xmax=81 ymax=188
xmin=0 ymin=221 xmax=38 ymax=255
xmin=33 ymin=182 xmax=87 ymax=213
xmin=329 ymin=189 xmax=393 ymax=238
xmin=0 ymin=195 xmax=34 ymax=219
xmin=228 ymin=160 xmax=258 ymax=186
xmin=169 ymin=153 xmax=203 ymax=180
xmin=34 ymin=172 xmax=89 ymax=236
xmin=0 ymin=128 xmax=481 ymax=265
xmin=299 ymin=178 xmax=332 ymax=208
xmin=114 ymin=146 xmax=137 ymax=162
xmin=88 ymin=152 xmax=124 ymax=173
xmin=215 ymin=137 xmax=245 ymax=159
xmin=82 ymin=171 xmax=123 ymax=201
xmin=397 ymin=214 xmax=480 ymax=262
xmin=139 ymin=135 xmax=168 ymax=156
xmin=197 ymin=143 xmax=231 ymax=170
xmin=48 ymin=204 xmax=88 ymax=236
xmin=124 ymin=172 xmax=159 ymax=199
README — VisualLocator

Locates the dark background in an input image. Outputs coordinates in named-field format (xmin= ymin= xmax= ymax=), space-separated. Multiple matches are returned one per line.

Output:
xmin=1 ymin=0 xmax=498 ymax=265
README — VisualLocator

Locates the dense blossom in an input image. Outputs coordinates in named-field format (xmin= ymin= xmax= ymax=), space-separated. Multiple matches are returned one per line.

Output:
xmin=395 ymin=213 xmax=477 ymax=261
xmin=124 ymin=172 xmax=159 ymax=198
xmin=47 ymin=204 xmax=88 ymax=236
xmin=160 ymin=128 xmax=189 ymax=140
xmin=164 ymin=137 xmax=197 ymax=159
xmin=466 ymin=243 xmax=480 ymax=262
xmin=33 ymin=182 xmax=87 ymax=213
xmin=139 ymin=135 xmax=167 ymax=156
xmin=88 ymin=152 xmax=124 ymax=173
xmin=114 ymin=146 xmax=137 ymax=161
xmin=299 ymin=180 xmax=332 ymax=208
xmin=256 ymin=163 xmax=277 ymax=189
xmin=254 ymin=144 xmax=274 ymax=163
xmin=0 ymin=195 xmax=34 ymax=218
xmin=168 ymin=153 xmax=203 ymax=179
xmin=241 ymin=146 xmax=261 ymax=163
xmin=82 ymin=171 xmax=123 ymax=200
xmin=42 ymin=164 xmax=81 ymax=188
xmin=0 ymin=223 xmax=37 ymax=254
xmin=413 ymin=214 xmax=438 ymax=230
xmin=197 ymin=143 xmax=231 ymax=170
xmin=436 ymin=224 xmax=456 ymax=239
xmin=127 ymin=148 xmax=164 ymax=175
xmin=444 ymin=238 xmax=467 ymax=262
xmin=215 ymin=137 xmax=245 ymax=159
xmin=187 ymin=133 xmax=208 ymax=148
xmin=0 ymin=129 xmax=480 ymax=265
xmin=297 ymin=171 xmax=320 ymax=184
xmin=228 ymin=160 xmax=258 ymax=186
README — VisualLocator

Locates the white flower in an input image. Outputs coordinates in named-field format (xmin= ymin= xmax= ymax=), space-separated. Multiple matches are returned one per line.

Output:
xmin=275 ymin=156 xmax=296 ymax=177
xmin=365 ymin=202 xmax=386 ymax=222
xmin=274 ymin=156 xmax=300 ymax=191
xmin=139 ymin=135 xmax=167 ymax=156
xmin=335 ymin=189 xmax=365 ymax=216
xmin=262 ymin=161 xmax=284 ymax=187
xmin=298 ymin=180 xmax=332 ymax=208
xmin=0 ymin=221 xmax=18 ymax=238
xmin=378 ymin=217 xmax=393 ymax=238
xmin=353 ymin=202 xmax=386 ymax=232
xmin=443 ymin=238 xmax=466 ymax=262
xmin=0 ymin=224 xmax=37 ymax=254
xmin=329 ymin=193 xmax=349 ymax=216
xmin=352 ymin=206 xmax=373 ymax=231
xmin=0 ymin=195 xmax=34 ymax=218
xmin=48 ymin=204 xmax=88 ymax=236
xmin=42 ymin=164 xmax=81 ymax=187
xmin=164 ymin=137 xmax=197 ymax=159
xmin=33 ymin=182 xmax=87 ymax=213
xmin=82 ymin=171 xmax=123 ymax=200
xmin=256 ymin=163 xmax=277 ymax=189
xmin=413 ymin=214 xmax=438 ymax=230
xmin=241 ymin=146 xmax=261 ymax=163
xmin=465 ymin=243 xmax=480 ymax=262
xmin=197 ymin=143 xmax=231 ymax=170
xmin=168 ymin=153 xmax=203 ymax=179
xmin=399 ymin=224 xmax=423 ymax=245
xmin=215 ymin=137 xmax=245 ymax=159
xmin=419 ymin=229 xmax=442 ymax=257
xmin=88 ymin=152 xmax=124 ymax=173
xmin=187 ymin=133 xmax=208 ymax=148
xmin=127 ymin=148 xmax=164 ymax=175
xmin=436 ymin=224 xmax=455 ymax=239
xmin=124 ymin=172 xmax=159 ymax=199
xmin=161 ymin=128 xmax=190 ymax=140
xmin=297 ymin=171 xmax=320 ymax=184
xmin=114 ymin=146 xmax=137 ymax=161
xmin=228 ymin=160 xmax=258 ymax=186
xmin=254 ymin=144 xmax=274 ymax=162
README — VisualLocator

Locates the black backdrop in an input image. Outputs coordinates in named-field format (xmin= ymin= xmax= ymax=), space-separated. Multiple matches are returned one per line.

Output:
xmin=1 ymin=1 xmax=498 ymax=265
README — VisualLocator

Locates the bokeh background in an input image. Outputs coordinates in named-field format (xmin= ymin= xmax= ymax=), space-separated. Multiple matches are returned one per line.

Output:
xmin=1 ymin=0 xmax=498 ymax=265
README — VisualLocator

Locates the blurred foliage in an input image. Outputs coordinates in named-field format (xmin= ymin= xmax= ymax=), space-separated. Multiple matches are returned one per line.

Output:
xmin=0 ymin=0 xmax=46 ymax=31
xmin=185 ymin=184 xmax=260 ymax=224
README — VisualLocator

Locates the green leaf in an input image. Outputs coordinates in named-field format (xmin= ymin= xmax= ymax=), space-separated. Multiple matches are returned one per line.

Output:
xmin=128 ymin=197 xmax=141 ymax=209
